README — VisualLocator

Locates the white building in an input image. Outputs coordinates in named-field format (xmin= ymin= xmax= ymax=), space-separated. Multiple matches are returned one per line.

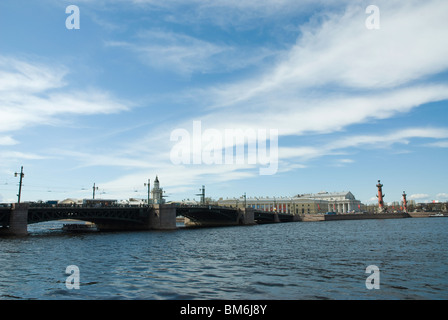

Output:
xmin=296 ymin=191 xmax=362 ymax=213
xmin=217 ymin=191 xmax=361 ymax=214
xmin=151 ymin=176 xmax=165 ymax=204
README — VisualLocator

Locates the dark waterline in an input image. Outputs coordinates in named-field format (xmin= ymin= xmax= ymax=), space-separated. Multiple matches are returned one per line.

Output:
xmin=0 ymin=218 xmax=447 ymax=300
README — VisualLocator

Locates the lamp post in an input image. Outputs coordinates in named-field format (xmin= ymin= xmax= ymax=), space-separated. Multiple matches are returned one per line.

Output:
xmin=243 ymin=192 xmax=247 ymax=209
xmin=144 ymin=179 xmax=150 ymax=206
xmin=14 ymin=166 xmax=24 ymax=204
xmin=92 ymin=183 xmax=98 ymax=199
xmin=196 ymin=185 xmax=205 ymax=205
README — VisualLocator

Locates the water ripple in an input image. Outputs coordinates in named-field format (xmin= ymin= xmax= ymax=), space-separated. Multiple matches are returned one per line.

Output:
xmin=1 ymin=218 xmax=447 ymax=299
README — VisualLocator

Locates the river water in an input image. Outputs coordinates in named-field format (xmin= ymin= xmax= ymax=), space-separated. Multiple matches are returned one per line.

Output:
xmin=0 ymin=217 xmax=447 ymax=300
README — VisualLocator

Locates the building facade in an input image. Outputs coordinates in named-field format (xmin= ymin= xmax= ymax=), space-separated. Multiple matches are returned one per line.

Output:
xmin=296 ymin=191 xmax=362 ymax=213
xmin=217 ymin=191 xmax=362 ymax=214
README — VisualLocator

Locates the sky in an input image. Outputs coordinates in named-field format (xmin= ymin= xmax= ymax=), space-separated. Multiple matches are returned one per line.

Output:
xmin=0 ymin=0 xmax=448 ymax=205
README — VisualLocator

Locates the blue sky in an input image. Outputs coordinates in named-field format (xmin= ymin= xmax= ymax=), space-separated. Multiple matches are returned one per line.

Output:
xmin=1 ymin=0 xmax=448 ymax=205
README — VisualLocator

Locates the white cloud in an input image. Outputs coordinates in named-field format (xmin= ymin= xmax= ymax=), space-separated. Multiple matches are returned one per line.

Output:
xmin=276 ymin=127 xmax=448 ymax=165
xmin=409 ymin=194 xmax=430 ymax=200
xmin=0 ymin=136 xmax=18 ymax=146
xmin=97 ymin=162 xmax=259 ymax=199
xmin=12 ymin=0 xmax=446 ymax=200
xmin=329 ymin=127 xmax=448 ymax=151
xmin=155 ymin=1 xmax=448 ymax=177
xmin=200 ymin=3 xmax=448 ymax=107
xmin=0 ymin=151 xmax=47 ymax=160
xmin=52 ymin=150 xmax=157 ymax=169
xmin=425 ymin=141 xmax=448 ymax=148
xmin=0 ymin=150 xmax=49 ymax=175
xmin=55 ymin=123 xmax=448 ymax=199
xmin=0 ymin=56 xmax=130 ymax=135
xmin=92 ymin=1 xmax=448 ymax=197
xmin=0 ymin=56 xmax=67 ymax=94
xmin=168 ymin=1 xmax=448 ymax=148
xmin=337 ymin=159 xmax=354 ymax=164
xmin=436 ymin=193 xmax=448 ymax=200
xmin=101 ymin=0 xmax=448 ymax=147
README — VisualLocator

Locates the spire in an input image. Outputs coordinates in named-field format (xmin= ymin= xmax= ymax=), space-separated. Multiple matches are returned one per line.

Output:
xmin=152 ymin=176 xmax=163 ymax=204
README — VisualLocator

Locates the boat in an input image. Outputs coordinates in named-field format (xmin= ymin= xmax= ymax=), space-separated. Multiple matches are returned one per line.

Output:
xmin=62 ymin=223 xmax=98 ymax=232
xmin=429 ymin=213 xmax=446 ymax=217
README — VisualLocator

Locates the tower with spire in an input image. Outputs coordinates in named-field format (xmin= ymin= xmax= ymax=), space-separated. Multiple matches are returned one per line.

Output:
xmin=376 ymin=180 xmax=385 ymax=212
xmin=151 ymin=176 xmax=164 ymax=204
xmin=402 ymin=191 xmax=407 ymax=213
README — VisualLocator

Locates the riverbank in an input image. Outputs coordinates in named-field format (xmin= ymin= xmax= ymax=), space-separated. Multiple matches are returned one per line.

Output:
xmin=140 ymin=212 xmax=445 ymax=225
xmin=300 ymin=211 xmax=445 ymax=222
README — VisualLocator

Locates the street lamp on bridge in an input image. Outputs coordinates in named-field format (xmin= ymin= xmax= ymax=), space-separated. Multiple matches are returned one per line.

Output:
xmin=196 ymin=185 xmax=205 ymax=205
xmin=14 ymin=166 xmax=24 ymax=204
xmin=243 ymin=192 xmax=246 ymax=209
xmin=92 ymin=183 xmax=99 ymax=199
xmin=144 ymin=179 xmax=150 ymax=206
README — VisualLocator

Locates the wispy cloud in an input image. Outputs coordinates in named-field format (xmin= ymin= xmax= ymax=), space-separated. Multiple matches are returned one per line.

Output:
xmin=152 ymin=0 xmax=448 ymax=174
xmin=278 ymin=127 xmax=448 ymax=163
xmin=436 ymin=193 xmax=448 ymax=200
xmin=197 ymin=1 xmax=448 ymax=107
xmin=425 ymin=140 xmax=448 ymax=148
xmin=125 ymin=0 xmax=352 ymax=28
xmin=106 ymin=30 xmax=279 ymax=75
xmin=46 ymin=123 xmax=448 ymax=199
xmin=0 ymin=56 xmax=130 ymax=135
xmin=409 ymin=193 xmax=430 ymax=200
xmin=90 ymin=1 xmax=448 ymax=195
xmin=6 ymin=0 xmax=446 ymax=201
xmin=0 ymin=56 xmax=67 ymax=94
xmin=0 ymin=136 xmax=18 ymax=146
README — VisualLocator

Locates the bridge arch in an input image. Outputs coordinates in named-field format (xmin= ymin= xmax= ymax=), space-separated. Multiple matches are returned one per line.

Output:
xmin=27 ymin=206 xmax=151 ymax=225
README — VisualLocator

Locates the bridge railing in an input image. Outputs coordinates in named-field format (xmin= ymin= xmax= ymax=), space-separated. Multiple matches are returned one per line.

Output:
xmin=27 ymin=203 xmax=153 ymax=209
xmin=171 ymin=203 xmax=237 ymax=210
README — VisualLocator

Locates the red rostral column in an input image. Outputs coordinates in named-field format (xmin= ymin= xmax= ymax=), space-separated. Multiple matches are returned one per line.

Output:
xmin=376 ymin=180 xmax=385 ymax=211
xmin=402 ymin=191 xmax=407 ymax=213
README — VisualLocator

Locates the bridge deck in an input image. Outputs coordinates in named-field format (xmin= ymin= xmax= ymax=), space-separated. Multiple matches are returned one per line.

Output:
xmin=27 ymin=206 xmax=151 ymax=225
xmin=1 ymin=204 xmax=300 ymax=233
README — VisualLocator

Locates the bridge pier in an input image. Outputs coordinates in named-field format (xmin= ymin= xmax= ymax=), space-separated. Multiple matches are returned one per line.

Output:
xmin=238 ymin=208 xmax=255 ymax=225
xmin=273 ymin=213 xmax=280 ymax=223
xmin=150 ymin=204 xmax=177 ymax=230
xmin=0 ymin=204 xmax=29 ymax=236
xmin=94 ymin=204 xmax=177 ymax=231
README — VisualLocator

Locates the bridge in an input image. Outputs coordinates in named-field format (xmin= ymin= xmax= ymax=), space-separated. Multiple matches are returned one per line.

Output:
xmin=254 ymin=210 xmax=301 ymax=223
xmin=0 ymin=203 xmax=176 ymax=236
xmin=176 ymin=205 xmax=254 ymax=227
xmin=0 ymin=203 xmax=301 ymax=236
